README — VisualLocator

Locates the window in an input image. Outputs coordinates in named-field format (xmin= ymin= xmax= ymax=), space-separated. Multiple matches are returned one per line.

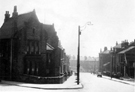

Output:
xmin=24 ymin=60 xmax=27 ymax=74
xmin=46 ymin=53 xmax=51 ymax=67
xmin=26 ymin=41 xmax=30 ymax=54
xmin=31 ymin=61 xmax=35 ymax=75
xmin=35 ymin=62 xmax=39 ymax=75
xmin=33 ymin=28 xmax=35 ymax=34
xmin=35 ymin=42 xmax=39 ymax=54
xmin=30 ymin=41 xmax=34 ymax=54
xmin=25 ymin=60 xmax=30 ymax=75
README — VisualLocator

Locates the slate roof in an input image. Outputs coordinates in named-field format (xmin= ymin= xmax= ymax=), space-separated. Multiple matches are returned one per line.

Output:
xmin=100 ymin=50 xmax=110 ymax=54
xmin=113 ymin=44 xmax=122 ymax=48
xmin=42 ymin=24 xmax=58 ymax=48
xmin=0 ymin=8 xmax=62 ymax=50
xmin=0 ymin=10 xmax=39 ymax=39
xmin=118 ymin=46 xmax=135 ymax=54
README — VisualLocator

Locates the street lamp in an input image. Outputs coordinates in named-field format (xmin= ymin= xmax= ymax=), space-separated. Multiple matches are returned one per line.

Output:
xmin=76 ymin=22 xmax=93 ymax=85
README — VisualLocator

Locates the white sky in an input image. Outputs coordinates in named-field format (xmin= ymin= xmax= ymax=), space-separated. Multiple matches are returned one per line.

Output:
xmin=0 ymin=0 xmax=135 ymax=57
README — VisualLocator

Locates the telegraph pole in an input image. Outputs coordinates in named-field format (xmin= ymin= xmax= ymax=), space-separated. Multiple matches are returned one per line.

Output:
xmin=77 ymin=26 xmax=80 ymax=85
xmin=76 ymin=22 xmax=92 ymax=85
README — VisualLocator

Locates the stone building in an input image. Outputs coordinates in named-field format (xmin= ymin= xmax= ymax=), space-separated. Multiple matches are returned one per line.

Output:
xmin=0 ymin=6 xmax=71 ymax=83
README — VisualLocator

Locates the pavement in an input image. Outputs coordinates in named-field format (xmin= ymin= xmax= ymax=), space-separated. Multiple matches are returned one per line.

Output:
xmin=102 ymin=75 xmax=135 ymax=86
xmin=1 ymin=73 xmax=134 ymax=90
xmin=0 ymin=74 xmax=83 ymax=90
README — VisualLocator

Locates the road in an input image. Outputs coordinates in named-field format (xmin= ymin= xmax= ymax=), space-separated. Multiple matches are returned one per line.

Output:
xmin=0 ymin=73 xmax=134 ymax=92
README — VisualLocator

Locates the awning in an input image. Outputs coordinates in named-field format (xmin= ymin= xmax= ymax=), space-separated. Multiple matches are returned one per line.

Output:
xmin=46 ymin=43 xmax=54 ymax=50
xmin=118 ymin=46 xmax=135 ymax=54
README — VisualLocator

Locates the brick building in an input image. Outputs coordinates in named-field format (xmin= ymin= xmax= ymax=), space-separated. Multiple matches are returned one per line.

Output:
xmin=99 ymin=41 xmax=135 ymax=78
xmin=99 ymin=47 xmax=111 ymax=75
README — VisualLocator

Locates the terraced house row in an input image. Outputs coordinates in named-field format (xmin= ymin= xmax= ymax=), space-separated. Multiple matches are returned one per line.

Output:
xmin=99 ymin=40 xmax=135 ymax=79
xmin=0 ymin=6 xmax=71 ymax=84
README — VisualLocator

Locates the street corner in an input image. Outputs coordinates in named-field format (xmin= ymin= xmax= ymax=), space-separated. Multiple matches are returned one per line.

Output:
xmin=0 ymin=80 xmax=83 ymax=90
xmin=67 ymin=82 xmax=84 ymax=89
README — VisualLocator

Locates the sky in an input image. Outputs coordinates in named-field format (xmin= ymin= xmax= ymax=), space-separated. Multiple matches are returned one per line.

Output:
xmin=0 ymin=0 xmax=135 ymax=57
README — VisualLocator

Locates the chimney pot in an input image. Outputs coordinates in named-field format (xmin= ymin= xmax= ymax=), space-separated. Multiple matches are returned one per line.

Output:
xmin=4 ymin=11 xmax=10 ymax=22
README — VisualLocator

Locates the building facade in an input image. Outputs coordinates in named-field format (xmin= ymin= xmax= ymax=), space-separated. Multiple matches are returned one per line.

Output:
xmin=99 ymin=41 xmax=135 ymax=78
xmin=0 ymin=6 xmax=71 ymax=83
xmin=99 ymin=47 xmax=111 ymax=76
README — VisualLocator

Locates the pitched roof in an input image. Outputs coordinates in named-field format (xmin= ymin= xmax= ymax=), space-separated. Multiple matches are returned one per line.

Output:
xmin=113 ymin=44 xmax=122 ymax=48
xmin=100 ymin=50 xmax=110 ymax=54
xmin=42 ymin=24 xmax=58 ymax=48
xmin=118 ymin=46 xmax=135 ymax=54
xmin=0 ymin=10 xmax=39 ymax=39
xmin=42 ymin=24 xmax=56 ymax=38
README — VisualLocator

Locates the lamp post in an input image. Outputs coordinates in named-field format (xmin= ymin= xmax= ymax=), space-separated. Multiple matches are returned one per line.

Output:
xmin=76 ymin=22 xmax=93 ymax=85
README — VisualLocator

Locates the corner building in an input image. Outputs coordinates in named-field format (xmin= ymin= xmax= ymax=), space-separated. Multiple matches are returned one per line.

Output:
xmin=0 ymin=6 xmax=71 ymax=83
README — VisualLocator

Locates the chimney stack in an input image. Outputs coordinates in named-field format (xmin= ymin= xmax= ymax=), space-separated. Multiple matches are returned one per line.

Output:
xmin=100 ymin=48 xmax=102 ymax=53
xmin=116 ymin=41 xmax=118 ymax=46
xmin=12 ymin=6 xmax=18 ymax=17
xmin=104 ymin=47 xmax=108 ymax=51
xmin=4 ymin=11 xmax=10 ymax=22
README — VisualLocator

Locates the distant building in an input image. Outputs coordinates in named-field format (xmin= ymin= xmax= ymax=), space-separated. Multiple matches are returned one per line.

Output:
xmin=69 ymin=56 xmax=99 ymax=73
xmin=99 ymin=40 xmax=135 ymax=78
xmin=112 ymin=40 xmax=135 ymax=78
xmin=99 ymin=47 xmax=111 ymax=75
xmin=118 ymin=46 xmax=135 ymax=78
